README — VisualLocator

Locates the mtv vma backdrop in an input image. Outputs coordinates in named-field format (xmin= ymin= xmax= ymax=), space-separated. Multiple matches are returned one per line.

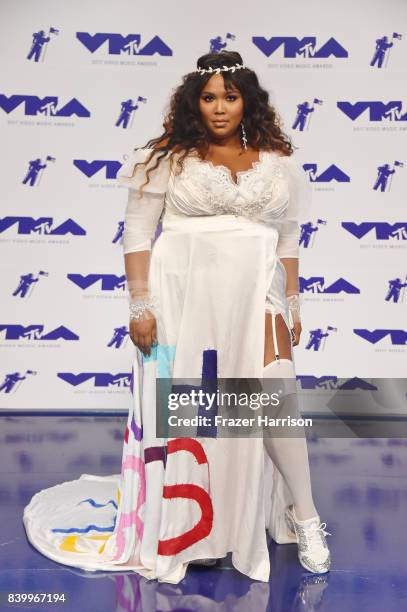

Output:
xmin=1 ymin=0 xmax=406 ymax=411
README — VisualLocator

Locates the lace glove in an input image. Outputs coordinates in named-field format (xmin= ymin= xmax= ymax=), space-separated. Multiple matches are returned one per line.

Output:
xmin=124 ymin=231 xmax=161 ymax=324
xmin=129 ymin=297 xmax=158 ymax=321
xmin=123 ymin=196 xmax=162 ymax=323
xmin=287 ymin=293 xmax=301 ymax=329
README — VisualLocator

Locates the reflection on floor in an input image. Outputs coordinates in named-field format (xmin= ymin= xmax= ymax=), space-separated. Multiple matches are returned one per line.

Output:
xmin=0 ymin=416 xmax=406 ymax=612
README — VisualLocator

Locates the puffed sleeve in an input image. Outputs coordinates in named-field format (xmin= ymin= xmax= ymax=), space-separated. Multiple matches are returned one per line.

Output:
xmin=117 ymin=148 xmax=171 ymax=254
xmin=275 ymin=155 xmax=312 ymax=258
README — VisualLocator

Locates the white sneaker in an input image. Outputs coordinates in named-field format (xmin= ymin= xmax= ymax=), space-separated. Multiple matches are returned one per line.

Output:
xmin=285 ymin=505 xmax=332 ymax=574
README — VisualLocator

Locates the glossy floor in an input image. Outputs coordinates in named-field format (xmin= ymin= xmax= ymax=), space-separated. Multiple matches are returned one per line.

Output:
xmin=0 ymin=416 xmax=406 ymax=612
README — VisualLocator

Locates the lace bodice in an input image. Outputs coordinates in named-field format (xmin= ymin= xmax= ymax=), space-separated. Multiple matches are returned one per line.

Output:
xmin=166 ymin=150 xmax=290 ymax=223
xmin=117 ymin=147 xmax=312 ymax=258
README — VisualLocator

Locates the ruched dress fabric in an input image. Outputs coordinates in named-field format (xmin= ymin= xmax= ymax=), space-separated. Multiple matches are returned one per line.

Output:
xmin=23 ymin=147 xmax=311 ymax=584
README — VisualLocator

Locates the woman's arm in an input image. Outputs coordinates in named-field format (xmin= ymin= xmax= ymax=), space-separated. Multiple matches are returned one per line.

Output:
xmin=117 ymin=148 xmax=170 ymax=353
xmin=123 ymin=194 xmax=163 ymax=355
xmin=122 ymin=187 xmax=164 ymax=311
xmin=280 ymin=257 xmax=299 ymax=297
xmin=275 ymin=155 xmax=312 ymax=344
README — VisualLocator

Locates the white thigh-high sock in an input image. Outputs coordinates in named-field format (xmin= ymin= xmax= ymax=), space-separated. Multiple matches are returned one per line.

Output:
xmin=262 ymin=357 xmax=318 ymax=521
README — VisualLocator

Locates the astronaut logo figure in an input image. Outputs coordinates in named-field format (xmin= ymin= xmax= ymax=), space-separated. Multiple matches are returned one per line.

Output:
xmin=293 ymin=98 xmax=322 ymax=131
xmin=27 ymin=28 xmax=59 ymax=62
xmin=370 ymin=33 xmax=401 ymax=68
xmin=306 ymin=326 xmax=336 ymax=351
xmin=373 ymin=163 xmax=395 ymax=192
xmin=22 ymin=156 xmax=55 ymax=187
xmin=300 ymin=221 xmax=319 ymax=248
xmin=115 ymin=97 xmax=147 ymax=129
xmin=107 ymin=326 xmax=129 ymax=348
xmin=298 ymin=219 xmax=326 ymax=249
xmin=27 ymin=30 xmax=50 ymax=62
xmin=292 ymin=102 xmax=313 ymax=130
xmin=0 ymin=371 xmax=35 ymax=393
xmin=12 ymin=271 xmax=47 ymax=298
xmin=13 ymin=273 xmax=37 ymax=297
xmin=112 ymin=221 xmax=124 ymax=244
xmin=385 ymin=277 xmax=407 ymax=303
xmin=209 ymin=33 xmax=235 ymax=54
xmin=22 ymin=158 xmax=46 ymax=186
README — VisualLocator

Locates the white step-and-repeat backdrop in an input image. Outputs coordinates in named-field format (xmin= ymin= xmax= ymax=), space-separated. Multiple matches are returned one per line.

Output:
xmin=1 ymin=0 xmax=406 ymax=409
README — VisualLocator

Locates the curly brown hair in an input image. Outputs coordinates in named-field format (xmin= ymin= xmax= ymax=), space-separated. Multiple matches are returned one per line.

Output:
xmin=129 ymin=50 xmax=296 ymax=195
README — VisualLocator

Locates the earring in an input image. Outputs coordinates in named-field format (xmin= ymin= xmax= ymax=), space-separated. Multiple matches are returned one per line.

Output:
xmin=240 ymin=121 xmax=248 ymax=150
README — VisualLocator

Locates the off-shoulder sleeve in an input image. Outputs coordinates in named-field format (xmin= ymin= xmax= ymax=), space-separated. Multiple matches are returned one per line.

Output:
xmin=117 ymin=148 xmax=171 ymax=254
xmin=275 ymin=155 xmax=312 ymax=258
xmin=117 ymin=147 xmax=171 ymax=193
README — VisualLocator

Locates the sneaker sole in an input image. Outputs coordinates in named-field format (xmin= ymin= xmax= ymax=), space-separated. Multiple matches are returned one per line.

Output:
xmin=298 ymin=557 xmax=331 ymax=574
xmin=285 ymin=509 xmax=331 ymax=574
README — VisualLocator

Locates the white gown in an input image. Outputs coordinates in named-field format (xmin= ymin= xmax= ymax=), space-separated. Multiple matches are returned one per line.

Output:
xmin=23 ymin=147 xmax=312 ymax=584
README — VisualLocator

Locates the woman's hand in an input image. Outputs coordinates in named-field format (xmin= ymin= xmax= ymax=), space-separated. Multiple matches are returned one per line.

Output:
xmin=129 ymin=311 xmax=157 ymax=356
xmin=290 ymin=321 xmax=302 ymax=347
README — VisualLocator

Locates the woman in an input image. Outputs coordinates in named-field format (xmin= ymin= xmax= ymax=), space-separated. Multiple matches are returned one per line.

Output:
xmin=23 ymin=51 xmax=332 ymax=584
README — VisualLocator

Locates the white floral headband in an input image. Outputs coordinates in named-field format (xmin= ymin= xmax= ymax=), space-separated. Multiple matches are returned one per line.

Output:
xmin=196 ymin=62 xmax=246 ymax=75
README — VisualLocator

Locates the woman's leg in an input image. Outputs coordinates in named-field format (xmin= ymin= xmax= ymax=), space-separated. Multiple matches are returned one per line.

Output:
xmin=263 ymin=311 xmax=318 ymax=521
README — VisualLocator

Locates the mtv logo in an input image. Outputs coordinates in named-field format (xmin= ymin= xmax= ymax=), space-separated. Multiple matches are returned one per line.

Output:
xmin=252 ymin=36 xmax=348 ymax=58
xmin=337 ymin=101 xmax=407 ymax=121
xmin=303 ymin=163 xmax=350 ymax=183
xmin=0 ymin=217 xmax=86 ymax=236
xmin=300 ymin=277 xmax=360 ymax=294
xmin=354 ymin=329 xmax=407 ymax=345
xmin=297 ymin=376 xmax=339 ymax=390
xmin=67 ymin=274 xmax=126 ymax=291
xmin=342 ymin=222 xmax=407 ymax=240
xmin=0 ymin=324 xmax=79 ymax=341
xmin=76 ymin=33 xmax=173 ymax=56
xmin=58 ymin=372 xmax=131 ymax=387
xmin=74 ymin=159 xmax=121 ymax=179
xmin=0 ymin=94 xmax=90 ymax=117
xmin=338 ymin=378 xmax=378 ymax=390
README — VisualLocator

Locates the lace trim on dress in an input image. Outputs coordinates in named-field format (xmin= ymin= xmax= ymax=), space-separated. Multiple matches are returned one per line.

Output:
xmin=195 ymin=150 xmax=267 ymax=187
xmin=182 ymin=151 xmax=288 ymax=219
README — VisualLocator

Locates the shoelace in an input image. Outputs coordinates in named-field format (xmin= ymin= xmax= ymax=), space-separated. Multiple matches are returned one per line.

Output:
xmin=304 ymin=522 xmax=332 ymax=553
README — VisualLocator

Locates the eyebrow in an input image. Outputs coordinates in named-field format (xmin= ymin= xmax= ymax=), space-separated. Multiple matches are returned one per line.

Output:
xmin=200 ymin=89 xmax=240 ymax=95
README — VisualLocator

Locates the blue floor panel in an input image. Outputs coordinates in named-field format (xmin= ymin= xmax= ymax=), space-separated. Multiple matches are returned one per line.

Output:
xmin=1 ymin=416 xmax=406 ymax=611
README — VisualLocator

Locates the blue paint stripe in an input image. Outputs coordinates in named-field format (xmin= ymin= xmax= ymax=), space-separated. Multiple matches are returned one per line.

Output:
xmin=158 ymin=345 xmax=176 ymax=378
xmin=77 ymin=498 xmax=118 ymax=510
xmin=51 ymin=522 xmax=116 ymax=534
xmin=142 ymin=344 xmax=176 ymax=378
xmin=198 ymin=349 xmax=218 ymax=438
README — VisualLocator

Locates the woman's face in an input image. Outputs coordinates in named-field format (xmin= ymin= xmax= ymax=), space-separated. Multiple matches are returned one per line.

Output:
xmin=198 ymin=74 xmax=244 ymax=141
